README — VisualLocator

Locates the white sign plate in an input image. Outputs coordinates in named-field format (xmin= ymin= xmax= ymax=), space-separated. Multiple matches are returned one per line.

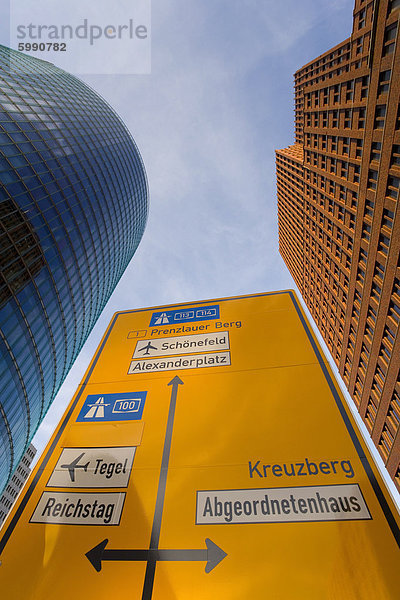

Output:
xmin=47 ymin=447 xmax=136 ymax=488
xmin=196 ymin=484 xmax=371 ymax=524
xmin=128 ymin=351 xmax=231 ymax=374
xmin=30 ymin=491 xmax=125 ymax=525
xmin=133 ymin=331 xmax=230 ymax=358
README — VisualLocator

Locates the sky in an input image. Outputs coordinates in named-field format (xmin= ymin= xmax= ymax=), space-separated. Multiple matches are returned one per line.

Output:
xmin=2 ymin=0 xmax=399 ymax=504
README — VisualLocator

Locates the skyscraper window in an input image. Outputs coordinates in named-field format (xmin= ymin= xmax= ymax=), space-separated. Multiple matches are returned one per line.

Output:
xmin=0 ymin=46 xmax=148 ymax=493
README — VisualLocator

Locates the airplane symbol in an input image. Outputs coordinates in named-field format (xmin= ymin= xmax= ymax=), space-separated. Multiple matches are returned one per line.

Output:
xmin=137 ymin=341 xmax=158 ymax=356
xmin=61 ymin=453 xmax=90 ymax=482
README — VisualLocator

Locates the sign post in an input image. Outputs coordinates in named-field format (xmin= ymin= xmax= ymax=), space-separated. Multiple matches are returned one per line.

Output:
xmin=1 ymin=291 xmax=399 ymax=599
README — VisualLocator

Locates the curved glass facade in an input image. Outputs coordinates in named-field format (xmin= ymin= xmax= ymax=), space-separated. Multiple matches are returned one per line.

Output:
xmin=0 ymin=46 xmax=148 ymax=493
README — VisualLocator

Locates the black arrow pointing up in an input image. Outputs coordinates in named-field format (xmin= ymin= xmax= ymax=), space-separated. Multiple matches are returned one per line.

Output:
xmin=85 ymin=537 xmax=227 ymax=574
xmin=149 ymin=376 xmax=184 ymax=552
xmin=141 ymin=375 xmax=184 ymax=599
xmin=84 ymin=377 xmax=227 ymax=598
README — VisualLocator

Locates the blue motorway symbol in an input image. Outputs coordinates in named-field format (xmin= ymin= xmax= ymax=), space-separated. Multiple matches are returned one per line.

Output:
xmin=149 ymin=305 xmax=220 ymax=327
xmin=76 ymin=392 xmax=147 ymax=422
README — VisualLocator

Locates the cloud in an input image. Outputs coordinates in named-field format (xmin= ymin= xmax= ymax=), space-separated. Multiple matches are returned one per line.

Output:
xmin=30 ymin=0 xmax=353 ymax=455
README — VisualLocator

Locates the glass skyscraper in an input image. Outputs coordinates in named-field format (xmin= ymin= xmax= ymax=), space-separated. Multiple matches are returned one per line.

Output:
xmin=0 ymin=46 xmax=148 ymax=494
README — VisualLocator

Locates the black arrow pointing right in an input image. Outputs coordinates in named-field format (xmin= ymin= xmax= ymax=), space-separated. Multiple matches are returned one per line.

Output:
xmin=86 ymin=537 xmax=227 ymax=574
xmin=85 ymin=377 xmax=228 ymax=598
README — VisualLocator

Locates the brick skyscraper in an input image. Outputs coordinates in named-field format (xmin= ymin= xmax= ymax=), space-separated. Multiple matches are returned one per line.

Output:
xmin=276 ymin=0 xmax=400 ymax=489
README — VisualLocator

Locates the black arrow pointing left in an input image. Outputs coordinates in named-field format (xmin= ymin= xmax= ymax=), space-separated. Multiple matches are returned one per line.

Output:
xmin=85 ymin=377 xmax=228 ymax=598
xmin=86 ymin=537 xmax=227 ymax=574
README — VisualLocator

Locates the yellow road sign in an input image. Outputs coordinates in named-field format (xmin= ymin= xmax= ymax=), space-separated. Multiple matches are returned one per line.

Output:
xmin=1 ymin=291 xmax=400 ymax=599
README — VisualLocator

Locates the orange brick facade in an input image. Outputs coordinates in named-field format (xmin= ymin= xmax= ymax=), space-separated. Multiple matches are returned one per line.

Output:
xmin=276 ymin=0 xmax=400 ymax=489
